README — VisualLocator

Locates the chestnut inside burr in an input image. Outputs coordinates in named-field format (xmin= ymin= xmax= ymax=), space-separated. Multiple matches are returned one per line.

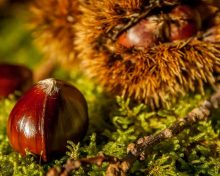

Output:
xmin=118 ymin=4 xmax=216 ymax=49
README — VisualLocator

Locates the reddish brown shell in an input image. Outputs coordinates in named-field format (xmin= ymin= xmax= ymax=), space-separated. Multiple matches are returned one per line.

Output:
xmin=168 ymin=5 xmax=200 ymax=41
xmin=0 ymin=63 xmax=33 ymax=98
xmin=118 ymin=16 xmax=161 ymax=49
xmin=7 ymin=78 xmax=88 ymax=161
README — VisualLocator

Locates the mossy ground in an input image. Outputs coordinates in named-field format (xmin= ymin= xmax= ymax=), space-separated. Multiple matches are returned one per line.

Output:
xmin=0 ymin=6 xmax=220 ymax=176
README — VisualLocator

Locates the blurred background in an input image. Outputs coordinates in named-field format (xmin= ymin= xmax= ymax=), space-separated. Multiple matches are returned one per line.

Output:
xmin=0 ymin=0 xmax=109 ymax=134
xmin=0 ymin=0 xmax=42 ymax=69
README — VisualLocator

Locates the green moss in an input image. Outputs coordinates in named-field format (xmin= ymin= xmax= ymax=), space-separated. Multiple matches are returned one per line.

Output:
xmin=1 ymin=78 xmax=219 ymax=175
xmin=145 ymin=120 xmax=220 ymax=176
xmin=1 ymin=5 xmax=220 ymax=176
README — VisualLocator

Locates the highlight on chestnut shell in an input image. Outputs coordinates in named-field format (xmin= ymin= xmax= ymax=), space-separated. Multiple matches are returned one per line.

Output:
xmin=0 ymin=63 xmax=33 ymax=98
xmin=7 ymin=78 xmax=89 ymax=161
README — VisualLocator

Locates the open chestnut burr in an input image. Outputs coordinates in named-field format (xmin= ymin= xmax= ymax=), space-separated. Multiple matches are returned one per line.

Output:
xmin=7 ymin=78 xmax=89 ymax=161
xmin=75 ymin=0 xmax=220 ymax=108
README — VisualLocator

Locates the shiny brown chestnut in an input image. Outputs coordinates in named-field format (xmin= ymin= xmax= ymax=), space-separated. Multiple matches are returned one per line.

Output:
xmin=7 ymin=78 xmax=88 ymax=161
xmin=118 ymin=16 xmax=162 ymax=49
xmin=0 ymin=63 xmax=33 ymax=98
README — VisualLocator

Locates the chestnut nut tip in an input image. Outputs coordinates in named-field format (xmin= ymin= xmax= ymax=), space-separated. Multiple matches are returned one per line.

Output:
xmin=7 ymin=78 xmax=89 ymax=161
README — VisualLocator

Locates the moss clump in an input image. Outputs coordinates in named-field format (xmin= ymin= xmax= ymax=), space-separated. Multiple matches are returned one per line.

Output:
xmin=0 ymin=74 xmax=220 ymax=176
xmin=1 ymin=5 xmax=220 ymax=176
xmin=66 ymin=91 xmax=220 ymax=175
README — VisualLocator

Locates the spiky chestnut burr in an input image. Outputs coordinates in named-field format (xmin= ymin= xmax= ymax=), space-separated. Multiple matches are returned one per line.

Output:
xmin=30 ymin=0 xmax=79 ymax=64
xmin=0 ymin=63 xmax=33 ymax=98
xmin=75 ymin=0 xmax=220 ymax=108
xmin=7 ymin=78 xmax=88 ymax=161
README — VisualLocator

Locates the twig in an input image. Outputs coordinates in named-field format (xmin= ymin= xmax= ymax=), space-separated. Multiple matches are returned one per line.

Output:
xmin=46 ymin=153 xmax=119 ymax=176
xmin=106 ymin=88 xmax=220 ymax=176
xmin=47 ymin=87 xmax=220 ymax=176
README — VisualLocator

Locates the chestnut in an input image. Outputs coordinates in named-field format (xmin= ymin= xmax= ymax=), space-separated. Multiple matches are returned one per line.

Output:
xmin=118 ymin=16 xmax=162 ymax=49
xmin=0 ymin=63 xmax=33 ymax=98
xmin=7 ymin=78 xmax=88 ymax=161
xmin=168 ymin=5 xmax=201 ymax=41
